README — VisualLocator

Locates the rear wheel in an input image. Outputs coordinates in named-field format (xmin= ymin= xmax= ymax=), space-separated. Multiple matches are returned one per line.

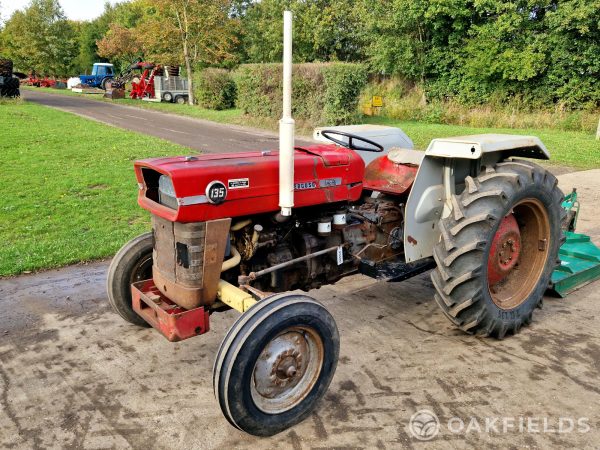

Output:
xmin=100 ymin=77 xmax=111 ymax=90
xmin=107 ymin=233 xmax=153 ymax=327
xmin=431 ymin=160 xmax=564 ymax=338
xmin=213 ymin=293 xmax=339 ymax=436
xmin=175 ymin=95 xmax=187 ymax=105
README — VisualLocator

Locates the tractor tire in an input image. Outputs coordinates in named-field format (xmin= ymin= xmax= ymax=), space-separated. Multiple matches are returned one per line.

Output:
xmin=213 ymin=293 xmax=339 ymax=436
xmin=431 ymin=159 xmax=565 ymax=338
xmin=1 ymin=77 xmax=19 ymax=98
xmin=0 ymin=58 xmax=13 ymax=77
xmin=106 ymin=232 xmax=153 ymax=327
xmin=100 ymin=77 xmax=111 ymax=90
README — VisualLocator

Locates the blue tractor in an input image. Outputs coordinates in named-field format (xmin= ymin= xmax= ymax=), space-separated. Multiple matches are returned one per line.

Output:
xmin=78 ymin=63 xmax=114 ymax=90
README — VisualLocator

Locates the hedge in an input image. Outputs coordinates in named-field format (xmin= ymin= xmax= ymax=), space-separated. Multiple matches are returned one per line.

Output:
xmin=233 ymin=63 xmax=367 ymax=125
xmin=193 ymin=68 xmax=236 ymax=110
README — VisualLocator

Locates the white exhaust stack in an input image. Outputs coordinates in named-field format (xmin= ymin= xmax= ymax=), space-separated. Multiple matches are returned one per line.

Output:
xmin=279 ymin=10 xmax=295 ymax=216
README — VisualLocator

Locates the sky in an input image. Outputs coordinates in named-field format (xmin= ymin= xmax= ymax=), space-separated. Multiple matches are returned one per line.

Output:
xmin=1 ymin=0 xmax=122 ymax=22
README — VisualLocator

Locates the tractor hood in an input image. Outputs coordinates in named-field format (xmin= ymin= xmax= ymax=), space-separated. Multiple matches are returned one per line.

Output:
xmin=134 ymin=145 xmax=365 ymax=222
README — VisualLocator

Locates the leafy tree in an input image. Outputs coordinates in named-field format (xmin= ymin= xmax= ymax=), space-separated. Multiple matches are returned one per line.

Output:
xmin=73 ymin=3 xmax=118 ymax=74
xmin=0 ymin=0 xmax=78 ymax=75
xmin=154 ymin=0 xmax=238 ymax=104
xmin=237 ymin=0 xmax=366 ymax=63
xmin=361 ymin=0 xmax=599 ymax=109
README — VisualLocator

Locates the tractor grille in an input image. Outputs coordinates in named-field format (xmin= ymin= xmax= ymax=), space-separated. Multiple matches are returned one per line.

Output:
xmin=152 ymin=215 xmax=206 ymax=308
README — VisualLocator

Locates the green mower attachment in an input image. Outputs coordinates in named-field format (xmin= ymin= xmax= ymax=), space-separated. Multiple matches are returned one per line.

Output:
xmin=549 ymin=188 xmax=600 ymax=297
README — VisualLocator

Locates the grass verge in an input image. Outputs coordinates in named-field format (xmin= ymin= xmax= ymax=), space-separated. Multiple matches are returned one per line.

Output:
xmin=363 ymin=116 xmax=600 ymax=170
xmin=22 ymin=86 xmax=600 ymax=169
xmin=0 ymin=102 xmax=187 ymax=277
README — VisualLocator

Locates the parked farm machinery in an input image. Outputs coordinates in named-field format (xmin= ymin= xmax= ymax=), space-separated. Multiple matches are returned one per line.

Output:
xmin=0 ymin=57 xmax=20 ymax=98
xmin=128 ymin=63 xmax=189 ymax=103
xmin=23 ymin=74 xmax=60 ymax=88
xmin=77 ymin=63 xmax=114 ymax=90
xmin=105 ymin=61 xmax=188 ymax=103
xmin=106 ymin=11 xmax=598 ymax=437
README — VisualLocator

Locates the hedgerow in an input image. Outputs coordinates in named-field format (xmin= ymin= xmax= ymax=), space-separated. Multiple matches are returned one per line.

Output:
xmin=194 ymin=68 xmax=236 ymax=110
xmin=234 ymin=62 xmax=367 ymax=125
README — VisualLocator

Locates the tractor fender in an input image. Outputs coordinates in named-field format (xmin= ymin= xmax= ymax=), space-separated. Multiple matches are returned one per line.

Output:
xmin=403 ymin=134 xmax=550 ymax=263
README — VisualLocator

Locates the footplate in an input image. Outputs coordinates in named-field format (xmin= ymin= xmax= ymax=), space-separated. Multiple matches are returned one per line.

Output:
xmin=131 ymin=279 xmax=210 ymax=342
xmin=359 ymin=257 xmax=436 ymax=282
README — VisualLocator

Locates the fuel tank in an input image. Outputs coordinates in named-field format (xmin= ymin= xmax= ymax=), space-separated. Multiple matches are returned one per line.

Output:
xmin=135 ymin=145 xmax=365 ymax=222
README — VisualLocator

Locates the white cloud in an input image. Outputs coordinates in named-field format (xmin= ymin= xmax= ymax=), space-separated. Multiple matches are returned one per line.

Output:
xmin=1 ymin=0 xmax=122 ymax=22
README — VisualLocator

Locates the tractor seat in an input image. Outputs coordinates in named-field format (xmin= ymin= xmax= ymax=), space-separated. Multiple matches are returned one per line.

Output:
xmin=387 ymin=147 xmax=425 ymax=166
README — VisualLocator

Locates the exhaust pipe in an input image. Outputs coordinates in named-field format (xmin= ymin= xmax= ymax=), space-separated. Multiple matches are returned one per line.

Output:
xmin=279 ymin=10 xmax=295 ymax=217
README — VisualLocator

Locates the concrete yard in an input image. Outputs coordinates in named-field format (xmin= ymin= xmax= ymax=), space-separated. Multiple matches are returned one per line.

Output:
xmin=1 ymin=168 xmax=599 ymax=449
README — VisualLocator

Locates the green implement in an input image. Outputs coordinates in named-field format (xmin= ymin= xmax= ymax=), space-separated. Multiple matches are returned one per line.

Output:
xmin=550 ymin=232 xmax=600 ymax=297
xmin=549 ymin=188 xmax=600 ymax=297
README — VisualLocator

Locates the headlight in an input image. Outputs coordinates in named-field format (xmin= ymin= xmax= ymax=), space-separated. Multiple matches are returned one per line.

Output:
xmin=158 ymin=175 xmax=178 ymax=209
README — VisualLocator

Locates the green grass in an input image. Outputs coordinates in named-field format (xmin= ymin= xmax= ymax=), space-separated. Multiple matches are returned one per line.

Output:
xmin=0 ymin=102 xmax=188 ymax=277
xmin=364 ymin=116 xmax=600 ymax=169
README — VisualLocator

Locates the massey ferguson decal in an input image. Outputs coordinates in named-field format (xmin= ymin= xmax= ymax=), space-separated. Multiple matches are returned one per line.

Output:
xmin=294 ymin=181 xmax=317 ymax=190
xmin=228 ymin=178 xmax=250 ymax=189
xmin=294 ymin=178 xmax=341 ymax=190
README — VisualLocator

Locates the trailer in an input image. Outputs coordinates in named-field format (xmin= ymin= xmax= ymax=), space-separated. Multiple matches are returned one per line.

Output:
xmin=149 ymin=74 xmax=189 ymax=104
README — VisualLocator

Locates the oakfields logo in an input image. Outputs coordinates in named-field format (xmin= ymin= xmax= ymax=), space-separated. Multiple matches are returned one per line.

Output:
xmin=409 ymin=410 xmax=440 ymax=440
xmin=408 ymin=410 xmax=591 ymax=440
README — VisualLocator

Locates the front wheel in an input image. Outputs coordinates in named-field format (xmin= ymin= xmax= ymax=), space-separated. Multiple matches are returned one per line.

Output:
xmin=107 ymin=233 xmax=153 ymax=327
xmin=431 ymin=159 xmax=565 ymax=338
xmin=213 ymin=293 xmax=339 ymax=436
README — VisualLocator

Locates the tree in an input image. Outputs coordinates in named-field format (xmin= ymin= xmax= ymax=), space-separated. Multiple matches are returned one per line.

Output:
xmin=73 ymin=3 xmax=118 ymax=74
xmin=0 ymin=0 xmax=78 ymax=75
xmin=151 ymin=0 xmax=238 ymax=104
xmin=236 ymin=0 xmax=366 ymax=64
xmin=97 ymin=23 xmax=144 ymax=68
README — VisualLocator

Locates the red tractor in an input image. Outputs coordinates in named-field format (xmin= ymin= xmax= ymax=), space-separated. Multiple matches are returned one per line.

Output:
xmin=107 ymin=12 xmax=564 ymax=436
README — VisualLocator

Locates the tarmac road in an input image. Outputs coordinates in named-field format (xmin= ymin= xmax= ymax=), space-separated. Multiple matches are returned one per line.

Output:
xmin=21 ymin=89 xmax=313 ymax=153
xmin=1 ymin=169 xmax=599 ymax=449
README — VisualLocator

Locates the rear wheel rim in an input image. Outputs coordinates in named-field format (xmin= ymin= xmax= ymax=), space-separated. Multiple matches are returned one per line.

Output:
xmin=487 ymin=198 xmax=550 ymax=310
xmin=251 ymin=326 xmax=324 ymax=414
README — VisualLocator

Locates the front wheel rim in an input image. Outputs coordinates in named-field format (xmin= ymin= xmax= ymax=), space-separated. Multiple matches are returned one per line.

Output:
xmin=251 ymin=326 xmax=324 ymax=414
xmin=129 ymin=253 xmax=152 ymax=285
xmin=487 ymin=198 xmax=551 ymax=310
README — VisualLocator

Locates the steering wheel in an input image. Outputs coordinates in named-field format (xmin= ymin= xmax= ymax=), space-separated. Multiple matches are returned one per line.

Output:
xmin=320 ymin=130 xmax=384 ymax=153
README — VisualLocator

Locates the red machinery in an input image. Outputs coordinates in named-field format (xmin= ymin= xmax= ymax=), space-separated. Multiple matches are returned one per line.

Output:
xmin=107 ymin=11 xmax=564 ymax=438
xmin=129 ymin=63 xmax=162 ymax=100
xmin=24 ymin=75 xmax=57 ymax=88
